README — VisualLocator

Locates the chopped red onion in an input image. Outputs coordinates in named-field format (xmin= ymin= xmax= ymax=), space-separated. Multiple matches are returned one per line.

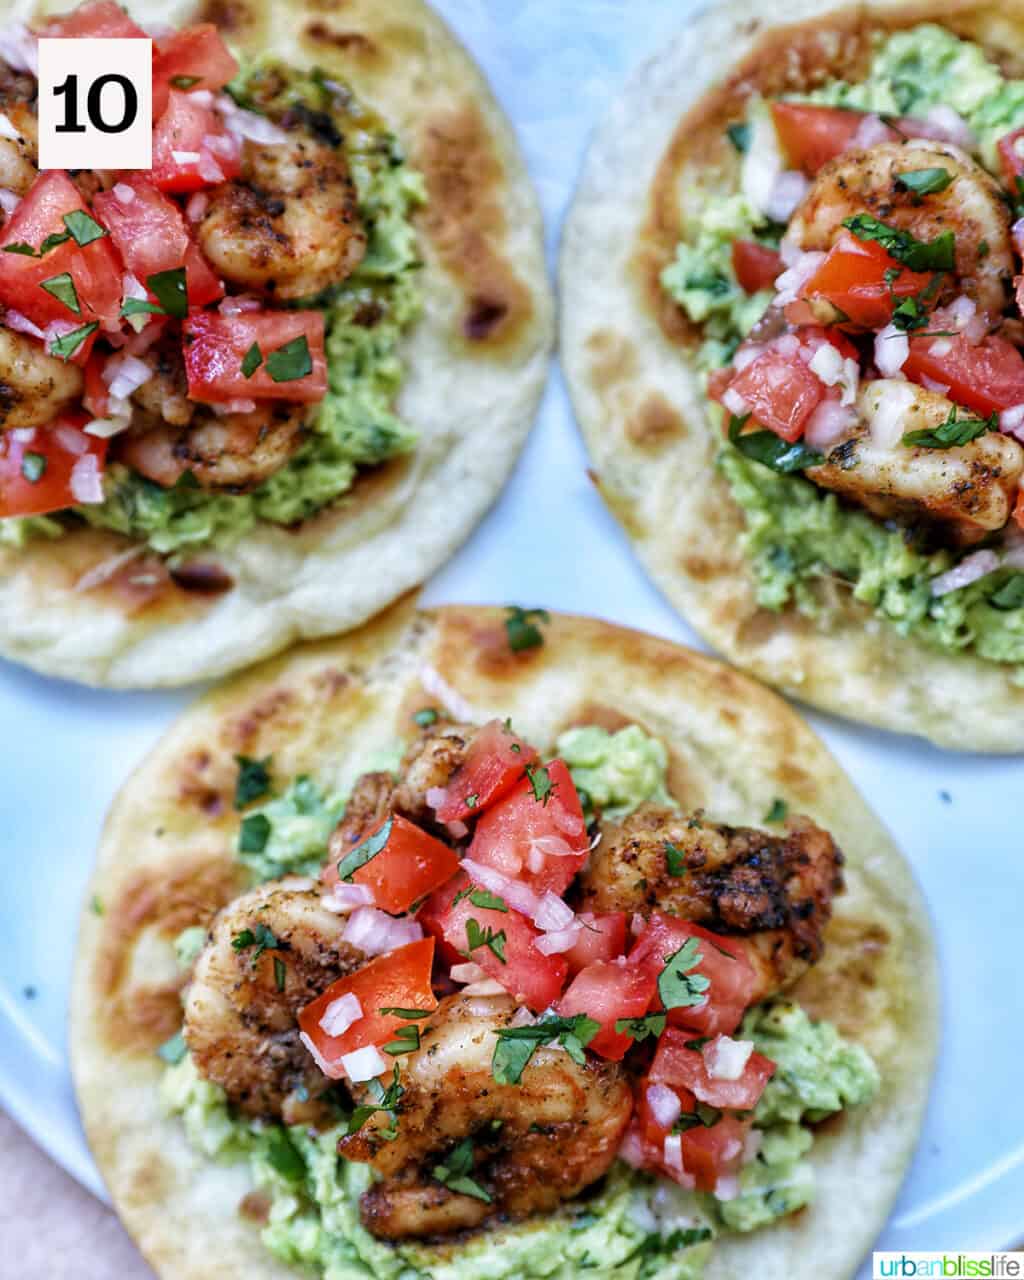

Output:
xmin=70 ymin=454 xmax=104 ymax=504
xmin=0 ymin=186 xmax=19 ymax=215
xmin=341 ymin=1044 xmax=387 ymax=1083
xmin=773 ymin=250 xmax=825 ymax=307
xmin=0 ymin=25 xmax=37 ymax=76
xmin=647 ymin=1083 xmax=682 ymax=1131
xmin=189 ymin=89 xmax=214 ymax=108
xmin=714 ymin=1174 xmax=741 ymax=1202
xmin=172 ymin=149 xmax=201 ymax=164
xmin=630 ymin=912 xmax=647 ymax=936
xmin=851 ymin=113 xmax=895 ymax=149
xmin=198 ymin=149 xmax=225 ymax=183
xmin=319 ymin=992 xmax=363 ymax=1037
xmin=764 ymin=170 xmax=810 ymax=222
xmin=534 ymin=926 xmax=581 ymax=955
xmin=874 ymin=324 xmax=909 ymax=377
xmin=450 ymin=961 xmax=488 ymax=984
xmin=703 ymin=1035 xmax=753 ymax=1080
xmin=4 ymin=310 xmax=44 ymax=339
xmin=322 ymin=882 xmax=375 ymax=914
xmin=219 ymin=293 xmax=262 ymax=315
xmin=921 ymin=105 xmax=976 ymax=150
xmin=112 ymin=182 xmax=136 ymax=204
xmin=804 ymin=397 xmax=856 ymax=449
xmin=55 ymin=424 xmax=89 ymax=456
xmin=1000 ymin=404 xmax=1024 ymax=441
xmin=931 ymin=550 xmax=1001 ymax=596
xmin=732 ymin=342 xmax=766 ymax=373
xmin=662 ymin=1134 xmax=685 ymax=1177
xmin=721 ymin=387 xmax=750 ymax=417
xmin=104 ymin=353 xmax=153 ymax=400
xmin=209 ymin=398 xmax=257 ymax=415
xmin=185 ymin=192 xmax=209 ymax=223
xmin=919 ymin=375 xmax=951 ymax=395
xmin=534 ymin=891 xmax=575 ymax=932
xmin=461 ymin=857 xmax=541 ymax=918
xmin=342 ymin=906 xmax=423 ymax=956
xmin=865 ymin=380 xmax=917 ymax=448
xmin=460 ymin=979 xmax=507 ymax=996
xmin=299 ymin=1029 xmax=334 ymax=1076
xmin=214 ymin=93 xmax=290 ymax=144
xmin=618 ymin=1126 xmax=646 ymax=1169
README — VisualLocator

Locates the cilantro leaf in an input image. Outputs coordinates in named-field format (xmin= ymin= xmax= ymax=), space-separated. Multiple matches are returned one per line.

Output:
xmin=40 ymin=271 xmax=80 ymax=316
xmin=49 ymin=321 xmax=98 ymax=361
xmin=525 ymin=763 xmax=554 ymax=805
xmin=378 ymin=1006 xmax=433 ymax=1019
xmin=347 ymin=1064 xmax=403 ymax=1135
xmin=273 ymin=956 xmax=287 ymax=991
xmin=467 ymin=889 xmax=508 ymax=912
xmin=895 ymin=167 xmax=952 ymax=197
xmin=614 ymin=1012 xmax=666 ymax=1042
xmin=763 ymin=797 xmax=788 ymax=823
xmin=120 ymin=296 xmax=165 ymax=319
xmin=491 ymin=1014 xmax=600 ymax=1085
xmin=146 ymin=267 xmax=188 ymax=319
xmin=842 ymin=213 xmax=955 ymax=272
xmin=265 ymin=1127 xmax=306 ymax=1181
xmin=466 ymin=917 xmax=506 ymax=963
xmin=63 ymin=210 xmax=107 ymax=247
xmin=413 ymin=706 xmax=439 ymax=727
xmin=265 ymin=335 xmax=313 ymax=382
xmin=504 ymin=605 xmax=549 ymax=652
xmin=20 ymin=452 xmax=46 ymax=484
xmin=231 ymin=922 xmax=279 ymax=962
xmin=382 ymin=1024 xmax=421 ymax=1055
xmin=664 ymin=841 xmax=687 ymax=876
xmin=728 ymin=414 xmax=823 ymax=473
xmin=991 ymin=574 xmax=1024 ymax=610
xmin=726 ymin=122 xmax=750 ymax=153
xmin=658 ymin=938 xmax=710 ymax=1011
xmin=336 ymin=817 xmax=393 ymax=882
xmin=431 ymin=1136 xmax=492 ymax=1203
xmin=239 ymin=812 xmax=271 ymax=853
xmin=903 ymin=406 xmax=996 ymax=449
xmin=241 ymin=341 xmax=263 ymax=378
xmin=234 ymin=754 xmax=272 ymax=810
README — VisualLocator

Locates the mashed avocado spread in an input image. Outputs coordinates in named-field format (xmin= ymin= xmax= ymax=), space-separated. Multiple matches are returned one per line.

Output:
xmin=0 ymin=60 xmax=425 ymax=555
xmin=161 ymin=725 xmax=880 ymax=1279
xmin=662 ymin=25 xmax=1024 ymax=673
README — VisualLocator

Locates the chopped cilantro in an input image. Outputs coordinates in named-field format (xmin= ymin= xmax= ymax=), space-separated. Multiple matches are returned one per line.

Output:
xmin=504 ymin=605 xmax=549 ymax=652
xmin=347 ymin=1064 xmax=403 ymax=1135
xmin=379 ymin=1006 xmax=433 ymax=1019
xmin=234 ymin=754 xmax=272 ymax=810
xmin=903 ymin=407 xmax=996 ymax=449
xmin=382 ymin=1024 xmax=421 ymax=1055
xmin=842 ymin=213 xmax=955 ymax=272
xmin=120 ymin=296 xmax=164 ymax=318
xmin=466 ymin=917 xmax=506 ymax=963
xmin=728 ymin=414 xmax=823 ymax=473
xmin=40 ymin=271 xmax=80 ymax=316
xmin=231 ymin=922 xmax=279 ymax=962
xmin=658 ymin=938 xmax=710 ymax=1011
xmin=763 ymin=797 xmax=788 ymax=823
xmin=274 ymin=956 xmax=287 ymax=992
xmin=491 ymin=1014 xmax=600 ymax=1084
xmin=726 ymin=122 xmax=750 ymax=153
xmin=239 ymin=812 xmax=271 ymax=854
xmin=63 ymin=210 xmax=107 ymax=247
xmin=170 ymin=74 xmax=201 ymax=89
xmin=413 ymin=707 xmax=439 ymax=727
xmin=431 ymin=1136 xmax=491 ymax=1203
xmin=240 ymin=341 xmax=263 ymax=379
xmin=265 ymin=335 xmax=313 ymax=382
xmin=336 ymin=817 xmax=393 ymax=881
xmin=663 ymin=841 xmax=687 ymax=876
xmin=146 ymin=267 xmax=188 ymax=319
xmin=49 ymin=321 xmax=98 ymax=361
xmin=614 ymin=1012 xmax=667 ymax=1042
xmin=895 ymin=167 xmax=952 ymax=198
xmin=265 ymin=1127 xmax=305 ymax=1181
xmin=524 ymin=762 xmax=554 ymax=805
xmin=20 ymin=452 xmax=46 ymax=484
xmin=991 ymin=575 xmax=1024 ymax=610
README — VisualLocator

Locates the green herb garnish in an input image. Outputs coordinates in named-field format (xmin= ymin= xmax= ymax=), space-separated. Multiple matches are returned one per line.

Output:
xmin=664 ymin=841 xmax=687 ymax=877
xmin=658 ymin=938 xmax=710 ymax=1011
xmin=49 ymin=321 xmax=97 ymax=361
xmin=895 ymin=167 xmax=952 ymax=198
xmin=525 ymin=763 xmax=554 ymax=805
xmin=491 ymin=1014 xmax=600 ymax=1084
xmin=120 ymin=296 xmax=164 ymax=318
xmin=239 ymin=812 xmax=271 ymax=854
xmin=431 ymin=1137 xmax=492 ymax=1203
xmin=728 ymin=414 xmax=823 ymax=473
xmin=414 ymin=707 xmax=439 ymax=727
xmin=383 ymin=1024 xmax=421 ymax=1055
xmin=40 ymin=271 xmax=80 ymax=315
xmin=231 ymin=922 xmax=279 ymax=962
xmin=902 ymin=406 xmax=996 ymax=449
xmin=763 ymin=797 xmax=788 ymax=823
xmin=842 ymin=213 xmax=955 ymax=272
xmin=991 ymin=575 xmax=1024 ymax=610
xmin=156 ymin=1030 xmax=187 ymax=1065
xmin=726 ymin=122 xmax=751 ymax=153
xmin=265 ymin=1127 xmax=305 ymax=1181
xmin=504 ymin=606 xmax=549 ymax=652
xmin=20 ymin=452 xmax=46 ymax=483
xmin=170 ymin=74 xmax=201 ymax=89
xmin=614 ymin=1012 xmax=667 ymax=1042
xmin=146 ymin=267 xmax=188 ymax=319
xmin=466 ymin=917 xmax=506 ymax=963
xmin=336 ymin=817 xmax=393 ymax=882
xmin=265 ymin=335 xmax=313 ymax=382
xmin=234 ymin=754 xmax=272 ymax=810
xmin=379 ymin=1006 xmax=433 ymax=1019
xmin=63 ymin=210 xmax=107 ymax=247
xmin=347 ymin=1064 xmax=403 ymax=1135
xmin=240 ymin=341 xmax=263 ymax=378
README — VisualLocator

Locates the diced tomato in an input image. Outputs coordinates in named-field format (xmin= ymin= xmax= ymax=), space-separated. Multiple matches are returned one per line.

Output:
xmin=557 ymin=959 xmax=657 ymax=1060
xmin=83 ymin=355 xmax=109 ymax=418
xmin=467 ymin=759 xmax=589 ymax=898
xmin=296 ymin=938 xmax=436 ymax=1079
xmin=45 ymin=0 xmax=148 ymax=38
xmin=635 ymin=1077 xmax=697 ymax=1143
xmin=322 ymin=814 xmax=460 ymax=916
xmin=183 ymin=310 xmax=327 ymax=403
xmin=629 ymin=913 xmax=757 ymax=1037
xmin=432 ymin=719 xmax=538 ymax=824
xmin=726 ymin=348 xmax=824 ymax=442
xmin=770 ymin=102 xmax=867 ymax=175
xmin=150 ymin=91 xmax=242 ymax=194
xmin=904 ymin=333 xmax=1024 ymax=415
xmin=650 ymin=1029 xmax=775 ymax=1110
xmin=1014 ymin=487 xmax=1024 ymax=531
xmin=93 ymin=175 xmax=222 ymax=309
xmin=0 ymin=415 xmax=108 ymax=517
xmin=680 ymin=1114 xmax=751 ymax=1193
xmin=564 ymin=911 xmax=627 ymax=974
xmin=154 ymin=24 xmax=239 ymax=97
xmin=418 ymin=870 xmax=471 ymax=966
xmin=731 ymin=239 xmax=783 ymax=294
xmin=798 ymin=231 xmax=934 ymax=330
xmin=438 ymin=889 xmax=567 ymax=1012
xmin=0 ymin=172 xmax=123 ymax=342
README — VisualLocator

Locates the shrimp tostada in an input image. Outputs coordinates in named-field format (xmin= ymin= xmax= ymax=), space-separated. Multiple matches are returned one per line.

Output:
xmin=561 ymin=0 xmax=1024 ymax=750
xmin=72 ymin=602 xmax=936 ymax=1280
xmin=0 ymin=0 xmax=550 ymax=687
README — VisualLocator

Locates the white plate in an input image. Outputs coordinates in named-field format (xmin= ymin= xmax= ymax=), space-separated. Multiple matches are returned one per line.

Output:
xmin=0 ymin=0 xmax=1021 ymax=1266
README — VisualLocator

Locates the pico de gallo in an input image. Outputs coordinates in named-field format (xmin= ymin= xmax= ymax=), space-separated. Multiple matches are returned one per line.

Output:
xmin=0 ymin=0 xmax=423 ymax=556
xmin=162 ymin=714 xmax=879 ymax=1278
xmin=663 ymin=23 xmax=1024 ymax=669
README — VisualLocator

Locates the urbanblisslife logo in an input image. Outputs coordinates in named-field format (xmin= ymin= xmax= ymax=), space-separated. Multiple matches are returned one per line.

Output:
xmin=874 ymin=1255 xmax=1024 ymax=1278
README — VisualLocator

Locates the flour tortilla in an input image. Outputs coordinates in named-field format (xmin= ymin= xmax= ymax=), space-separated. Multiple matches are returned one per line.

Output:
xmin=71 ymin=600 xmax=938 ymax=1280
xmin=0 ymin=0 xmax=552 ymax=687
xmin=560 ymin=0 xmax=1024 ymax=752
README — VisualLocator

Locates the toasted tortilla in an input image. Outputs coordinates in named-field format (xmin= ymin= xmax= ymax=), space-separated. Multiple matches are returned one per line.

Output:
xmin=0 ymin=0 xmax=552 ymax=688
xmin=71 ymin=600 xmax=938 ymax=1279
xmin=560 ymin=0 xmax=1024 ymax=752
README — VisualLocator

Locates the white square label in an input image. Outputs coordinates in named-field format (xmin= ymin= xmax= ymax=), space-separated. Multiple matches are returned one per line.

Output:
xmin=37 ymin=37 xmax=152 ymax=171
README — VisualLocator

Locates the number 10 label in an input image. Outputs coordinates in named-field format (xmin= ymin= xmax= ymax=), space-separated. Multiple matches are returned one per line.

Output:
xmin=37 ymin=38 xmax=152 ymax=170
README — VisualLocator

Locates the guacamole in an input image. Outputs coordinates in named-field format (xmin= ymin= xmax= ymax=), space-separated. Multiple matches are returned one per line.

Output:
xmin=558 ymin=724 xmax=673 ymax=820
xmin=1 ymin=61 xmax=425 ymax=556
xmin=662 ymin=24 xmax=1024 ymax=673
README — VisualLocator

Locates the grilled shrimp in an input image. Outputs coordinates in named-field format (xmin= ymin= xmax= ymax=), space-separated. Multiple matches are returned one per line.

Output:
xmin=118 ymin=400 xmax=307 ymax=490
xmin=196 ymin=132 xmax=366 ymax=301
xmin=330 ymin=723 xmax=476 ymax=856
xmin=0 ymin=96 xmax=38 ymax=198
xmin=129 ymin=333 xmax=193 ymax=428
xmin=789 ymin=140 xmax=1013 ymax=318
xmin=807 ymin=379 xmax=1024 ymax=544
xmin=183 ymin=880 xmax=365 ymax=1121
xmin=0 ymin=325 xmax=83 ymax=428
xmin=340 ymin=993 xmax=633 ymax=1239
xmin=578 ymin=804 xmax=843 ymax=997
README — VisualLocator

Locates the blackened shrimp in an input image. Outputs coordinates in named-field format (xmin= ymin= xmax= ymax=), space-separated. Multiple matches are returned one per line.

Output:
xmin=578 ymin=804 xmax=843 ymax=996
xmin=183 ymin=881 xmax=364 ymax=1121
xmin=196 ymin=133 xmax=366 ymax=301
xmin=0 ymin=325 xmax=83 ymax=428
xmin=340 ymin=993 xmax=633 ymax=1239
xmin=789 ymin=140 xmax=1013 ymax=318
xmin=0 ymin=89 xmax=37 ymax=199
